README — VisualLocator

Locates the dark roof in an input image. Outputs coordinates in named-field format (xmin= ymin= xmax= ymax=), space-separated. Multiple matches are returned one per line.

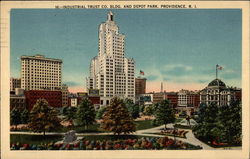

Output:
xmin=208 ymin=79 xmax=226 ymax=87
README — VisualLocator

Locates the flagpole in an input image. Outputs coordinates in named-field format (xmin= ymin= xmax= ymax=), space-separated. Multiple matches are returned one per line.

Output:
xmin=216 ymin=64 xmax=218 ymax=79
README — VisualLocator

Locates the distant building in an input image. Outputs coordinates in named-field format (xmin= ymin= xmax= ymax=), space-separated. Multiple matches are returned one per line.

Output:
xmin=153 ymin=92 xmax=164 ymax=104
xmin=21 ymin=54 xmax=62 ymax=91
xmin=138 ymin=93 xmax=153 ymax=106
xmin=200 ymin=78 xmax=241 ymax=106
xmin=25 ymin=90 xmax=62 ymax=111
xmin=61 ymin=84 xmax=69 ymax=107
xmin=10 ymin=77 xmax=21 ymax=92
xmin=69 ymin=97 xmax=78 ymax=107
xmin=10 ymin=88 xmax=26 ymax=110
xmin=86 ymin=11 xmax=135 ymax=106
xmin=177 ymin=89 xmax=200 ymax=108
xmin=135 ymin=77 xmax=147 ymax=96
xmin=164 ymin=92 xmax=178 ymax=108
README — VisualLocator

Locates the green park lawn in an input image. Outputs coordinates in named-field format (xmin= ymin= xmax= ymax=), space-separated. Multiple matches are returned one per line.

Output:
xmin=11 ymin=120 xmax=156 ymax=133
xmin=10 ymin=134 xmax=63 ymax=145
xmin=10 ymin=120 xmax=158 ymax=145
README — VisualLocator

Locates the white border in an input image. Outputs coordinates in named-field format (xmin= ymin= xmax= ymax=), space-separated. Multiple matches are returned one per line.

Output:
xmin=1 ymin=1 xmax=249 ymax=159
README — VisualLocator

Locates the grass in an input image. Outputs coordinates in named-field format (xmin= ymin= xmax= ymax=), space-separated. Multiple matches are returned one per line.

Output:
xmin=59 ymin=124 xmax=104 ymax=133
xmin=10 ymin=134 xmax=63 ymax=145
xmin=174 ymin=118 xmax=184 ymax=123
xmin=11 ymin=120 xmax=156 ymax=133
xmin=174 ymin=124 xmax=193 ymax=129
xmin=135 ymin=120 xmax=156 ymax=130
xmin=61 ymin=120 xmax=155 ymax=133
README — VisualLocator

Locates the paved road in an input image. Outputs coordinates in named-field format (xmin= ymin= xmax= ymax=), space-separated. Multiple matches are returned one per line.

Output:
xmin=10 ymin=124 xmax=242 ymax=150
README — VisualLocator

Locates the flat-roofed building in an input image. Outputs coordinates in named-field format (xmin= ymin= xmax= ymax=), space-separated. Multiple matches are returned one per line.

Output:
xmin=21 ymin=54 xmax=62 ymax=91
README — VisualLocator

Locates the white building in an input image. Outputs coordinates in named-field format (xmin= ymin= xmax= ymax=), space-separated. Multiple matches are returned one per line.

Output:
xmin=177 ymin=89 xmax=200 ymax=108
xmin=21 ymin=54 xmax=62 ymax=91
xmin=87 ymin=11 xmax=135 ymax=106
xmin=200 ymin=78 xmax=241 ymax=106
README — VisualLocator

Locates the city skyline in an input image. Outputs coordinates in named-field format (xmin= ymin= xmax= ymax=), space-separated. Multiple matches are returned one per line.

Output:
xmin=10 ymin=9 xmax=242 ymax=93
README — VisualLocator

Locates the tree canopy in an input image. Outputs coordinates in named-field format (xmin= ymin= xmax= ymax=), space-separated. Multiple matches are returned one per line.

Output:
xmin=153 ymin=100 xmax=175 ymax=130
xmin=28 ymin=99 xmax=61 ymax=136
xmin=101 ymin=97 xmax=136 ymax=135
xmin=125 ymin=98 xmax=140 ymax=119
xmin=76 ymin=98 xmax=96 ymax=130
xmin=193 ymin=101 xmax=242 ymax=145
xmin=10 ymin=107 xmax=21 ymax=129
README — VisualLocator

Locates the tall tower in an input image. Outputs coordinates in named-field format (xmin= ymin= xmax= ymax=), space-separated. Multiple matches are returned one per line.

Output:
xmin=87 ymin=11 xmax=135 ymax=106
xmin=161 ymin=82 xmax=163 ymax=93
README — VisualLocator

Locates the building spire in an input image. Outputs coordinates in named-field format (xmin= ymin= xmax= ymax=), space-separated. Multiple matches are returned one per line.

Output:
xmin=107 ymin=11 xmax=114 ymax=21
xmin=161 ymin=82 xmax=163 ymax=93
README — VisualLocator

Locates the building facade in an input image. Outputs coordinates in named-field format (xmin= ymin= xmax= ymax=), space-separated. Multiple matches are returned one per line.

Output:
xmin=25 ymin=90 xmax=62 ymax=111
xmin=86 ymin=11 xmax=135 ymax=106
xmin=178 ymin=89 xmax=200 ymax=108
xmin=153 ymin=92 xmax=165 ymax=104
xmin=138 ymin=93 xmax=153 ymax=106
xmin=21 ymin=55 xmax=62 ymax=91
xmin=135 ymin=77 xmax=147 ymax=96
xmin=164 ymin=92 xmax=178 ymax=108
xmin=61 ymin=84 xmax=69 ymax=107
xmin=10 ymin=77 xmax=21 ymax=92
xmin=200 ymin=78 xmax=241 ymax=106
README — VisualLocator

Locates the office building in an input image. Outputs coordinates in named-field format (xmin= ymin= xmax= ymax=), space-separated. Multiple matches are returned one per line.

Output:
xmin=135 ymin=77 xmax=147 ymax=96
xmin=61 ymin=84 xmax=69 ymax=107
xmin=21 ymin=54 xmax=62 ymax=91
xmin=10 ymin=77 xmax=21 ymax=92
xmin=86 ymin=11 xmax=135 ymax=106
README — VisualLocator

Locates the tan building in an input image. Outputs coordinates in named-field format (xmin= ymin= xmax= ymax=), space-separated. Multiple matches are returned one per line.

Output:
xmin=135 ymin=77 xmax=147 ymax=96
xmin=177 ymin=89 xmax=200 ymax=108
xmin=10 ymin=77 xmax=21 ymax=92
xmin=61 ymin=84 xmax=69 ymax=107
xmin=153 ymin=92 xmax=164 ymax=104
xmin=21 ymin=54 xmax=62 ymax=91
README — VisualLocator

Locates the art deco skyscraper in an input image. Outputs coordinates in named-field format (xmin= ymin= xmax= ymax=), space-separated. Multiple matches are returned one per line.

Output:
xmin=87 ymin=11 xmax=135 ymax=106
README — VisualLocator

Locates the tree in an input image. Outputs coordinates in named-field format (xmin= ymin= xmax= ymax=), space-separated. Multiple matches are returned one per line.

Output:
xmin=10 ymin=107 xmax=21 ymax=129
xmin=76 ymin=98 xmax=96 ymax=130
xmin=193 ymin=102 xmax=219 ymax=143
xmin=143 ymin=105 xmax=154 ymax=116
xmin=96 ymin=106 xmax=106 ymax=120
xmin=101 ymin=97 xmax=136 ymax=135
xmin=193 ymin=101 xmax=242 ymax=146
xmin=153 ymin=100 xmax=175 ymax=130
xmin=64 ymin=106 xmax=77 ymax=127
xmin=196 ymin=103 xmax=207 ymax=123
xmin=28 ymin=99 xmax=61 ymax=137
xmin=20 ymin=108 xmax=29 ymax=124
xmin=216 ymin=101 xmax=242 ymax=145
xmin=125 ymin=98 xmax=140 ymax=119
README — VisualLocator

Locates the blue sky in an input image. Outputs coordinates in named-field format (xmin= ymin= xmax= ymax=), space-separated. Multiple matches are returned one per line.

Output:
xmin=10 ymin=9 xmax=242 ymax=92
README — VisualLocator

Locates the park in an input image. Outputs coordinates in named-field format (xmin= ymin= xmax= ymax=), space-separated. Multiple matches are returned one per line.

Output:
xmin=10 ymin=97 xmax=242 ymax=150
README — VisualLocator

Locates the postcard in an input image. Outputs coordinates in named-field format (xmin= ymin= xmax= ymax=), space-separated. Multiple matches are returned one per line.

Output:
xmin=0 ymin=1 xmax=249 ymax=159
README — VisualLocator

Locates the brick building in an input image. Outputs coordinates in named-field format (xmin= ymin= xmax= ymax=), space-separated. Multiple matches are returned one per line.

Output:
xmin=25 ymin=90 xmax=62 ymax=111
